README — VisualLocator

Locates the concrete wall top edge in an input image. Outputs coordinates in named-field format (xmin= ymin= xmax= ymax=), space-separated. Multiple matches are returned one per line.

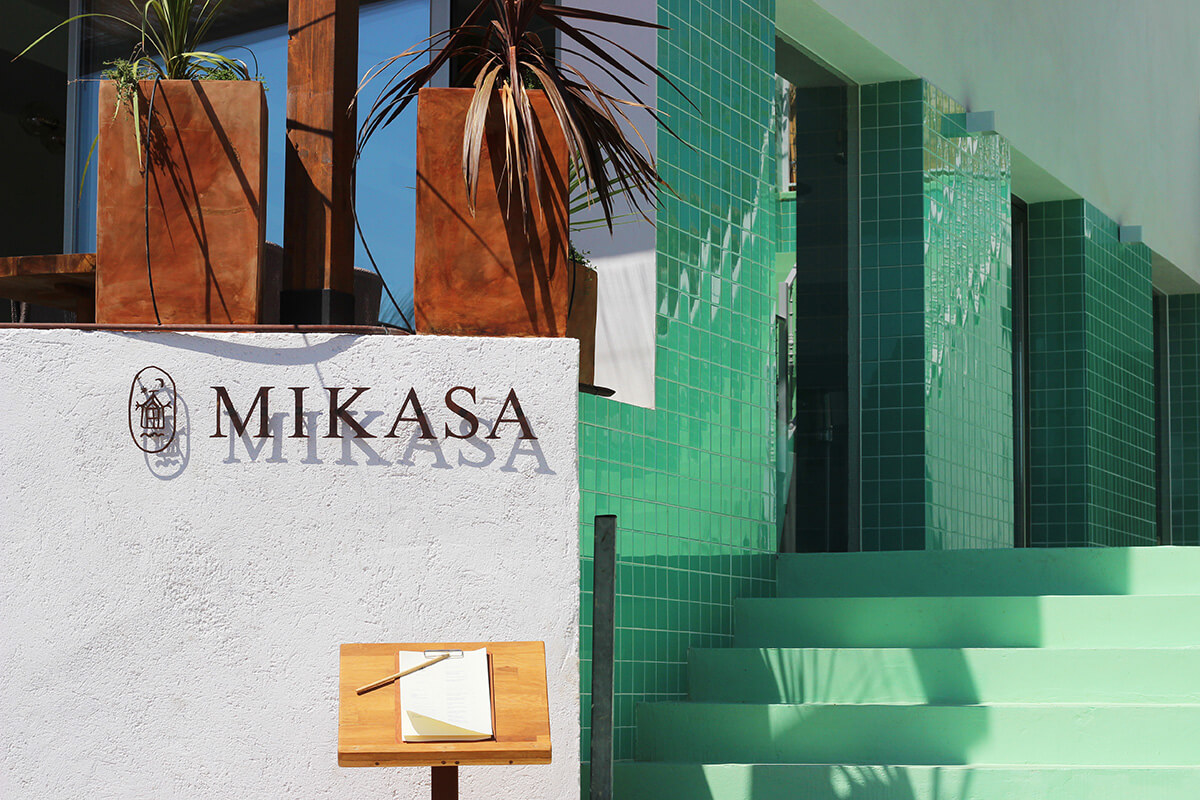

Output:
xmin=778 ymin=0 xmax=1200 ymax=292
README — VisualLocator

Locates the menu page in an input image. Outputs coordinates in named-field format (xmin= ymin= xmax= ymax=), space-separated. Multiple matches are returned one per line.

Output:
xmin=399 ymin=648 xmax=493 ymax=742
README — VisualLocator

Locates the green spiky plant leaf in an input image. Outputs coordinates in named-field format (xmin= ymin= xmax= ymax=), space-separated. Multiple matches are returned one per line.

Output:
xmin=568 ymin=155 xmax=638 ymax=232
xmin=356 ymin=0 xmax=693 ymax=232
xmin=16 ymin=0 xmax=253 ymax=82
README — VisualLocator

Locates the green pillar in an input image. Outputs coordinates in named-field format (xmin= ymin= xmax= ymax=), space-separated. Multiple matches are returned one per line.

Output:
xmin=859 ymin=79 xmax=1013 ymax=551
xmin=1027 ymin=200 xmax=1155 ymax=546
xmin=1165 ymin=294 xmax=1200 ymax=544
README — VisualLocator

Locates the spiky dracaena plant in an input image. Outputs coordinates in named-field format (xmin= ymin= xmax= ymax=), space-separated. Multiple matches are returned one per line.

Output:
xmin=357 ymin=0 xmax=690 ymax=230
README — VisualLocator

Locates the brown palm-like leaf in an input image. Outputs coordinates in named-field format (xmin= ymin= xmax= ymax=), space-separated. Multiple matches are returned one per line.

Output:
xmin=356 ymin=0 xmax=692 ymax=230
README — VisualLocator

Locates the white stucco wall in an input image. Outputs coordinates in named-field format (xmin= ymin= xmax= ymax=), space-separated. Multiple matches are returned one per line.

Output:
xmin=0 ymin=331 xmax=579 ymax=800
xmin=778 ymin=0 xmax=1200 ymax=291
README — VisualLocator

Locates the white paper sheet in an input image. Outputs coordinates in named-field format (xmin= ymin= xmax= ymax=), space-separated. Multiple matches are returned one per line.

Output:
xmin=399 ymin=648 xmax=493 ymax=742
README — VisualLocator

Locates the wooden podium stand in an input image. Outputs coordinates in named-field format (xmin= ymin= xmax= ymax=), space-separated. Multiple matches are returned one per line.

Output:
xmin=339 ymin=641 xmax=551 ymax=798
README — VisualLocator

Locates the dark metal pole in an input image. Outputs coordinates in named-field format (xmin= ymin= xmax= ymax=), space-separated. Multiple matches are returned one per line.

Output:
xmin=431 ymin=765 xmax=458 ymax=800
xmin=589 ymin=515 xmax=616 ymax=800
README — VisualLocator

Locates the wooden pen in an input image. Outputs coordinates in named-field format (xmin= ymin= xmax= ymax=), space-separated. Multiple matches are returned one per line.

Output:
xmin=356 ymin=652 xmax=451 ymax=695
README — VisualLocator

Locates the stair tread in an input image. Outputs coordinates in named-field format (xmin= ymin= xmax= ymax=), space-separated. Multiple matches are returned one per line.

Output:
xmin=695 ymin=644 xmax=1200 ymax=650
xmin=687 ymin=646 xmax=1200 ymax=703
xmin=734 ymin=594 xmax=1200 ymax=648
xmin=777 ymin=546 xmax=1200 ymax=597
xmin=614 ymin=762 xmax=1200 ymax=800
xmin=621 ymin=762 xmax=1200 ymax=768
xmin=744 ymin=593 xmax=1200 ymax=599
xmin=649 ymin=700 xmax=1200 ymax=708
xmin=636 ymin=701 xmax=1200 ymax=765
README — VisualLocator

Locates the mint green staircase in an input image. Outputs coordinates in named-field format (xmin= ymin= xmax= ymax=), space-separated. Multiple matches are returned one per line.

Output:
xmin=614 ymin=546 xmax=1200 ymax=799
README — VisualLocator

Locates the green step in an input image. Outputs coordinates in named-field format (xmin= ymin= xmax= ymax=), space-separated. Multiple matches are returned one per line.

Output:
xmin=688 ymin=646 xmax=1200 ymax=704
xmin=635 ymin=702 xmax=1200 ymax=765
xmin=614 ymin=763 xmax=1200 ymax=800
xmin=777 ymin=546 xmax=1200 ymax=598
xmin=734 ymin=595 xmax=1200 ymax=648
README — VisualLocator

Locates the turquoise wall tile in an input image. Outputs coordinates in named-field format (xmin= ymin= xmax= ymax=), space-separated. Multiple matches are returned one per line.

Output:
xmin=777 ymin=193 xmax=797 ymax=258
xmin=578 ymin=0 xmax=778 ymax=764
xmin=1166 ymin=294 xmax=1200 ymax=544
xmin=860 ymin=79 xmax=1014 ymax=550
xmin=1027 ymin=200 xmax=1156 ymax=546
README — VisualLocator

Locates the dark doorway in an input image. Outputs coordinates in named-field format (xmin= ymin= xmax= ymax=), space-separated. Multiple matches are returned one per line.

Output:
xmin=779 ymin=48 xmax=852 ymax=553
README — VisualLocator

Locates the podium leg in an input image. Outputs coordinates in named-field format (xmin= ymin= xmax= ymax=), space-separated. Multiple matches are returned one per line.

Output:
xmin=431 ymin=765 xmax=458 ymax=800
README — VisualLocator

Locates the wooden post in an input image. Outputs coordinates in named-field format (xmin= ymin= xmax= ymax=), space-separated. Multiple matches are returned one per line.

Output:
xmin=283 ymin=0 xmax=359 ymax=324
xmin=431 ymin=765 xmax=458 ymax=800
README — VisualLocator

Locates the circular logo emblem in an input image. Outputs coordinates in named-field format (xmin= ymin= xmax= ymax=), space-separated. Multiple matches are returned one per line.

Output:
xmin=128 ymin=366 xmax=177 ymax=453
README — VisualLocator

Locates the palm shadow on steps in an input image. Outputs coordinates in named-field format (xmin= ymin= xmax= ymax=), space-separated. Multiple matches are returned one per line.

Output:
xmin=735 ymin=554 xmax=1072 ymax=799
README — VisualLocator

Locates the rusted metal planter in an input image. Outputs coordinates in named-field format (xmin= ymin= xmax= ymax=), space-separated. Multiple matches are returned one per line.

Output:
xmin=414 ymin=87 xmax=599 ymax=381
xmin=95 ymin=80 xmax=267 ymax=324
xmin=414 ymin=87 xmax=569 ymax=336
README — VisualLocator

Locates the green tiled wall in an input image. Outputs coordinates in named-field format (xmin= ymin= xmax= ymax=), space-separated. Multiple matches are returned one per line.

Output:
xmin=775 ymin=191 xmax=797 ymax=529
xmin=859 ymin=79 xmax=1013 ymax=551
xmin=578 ymin=0 xmax=778 ymax=764
xmin=922 ymin=89 xmax=1014 ymax=549
xmin=1027 ymin=200 xmax=1156 ymax=546
xmin=777 ymin=192 xmax=797 ymax=261
xmin=1166 ymin=294 xmax=1200 ymax=544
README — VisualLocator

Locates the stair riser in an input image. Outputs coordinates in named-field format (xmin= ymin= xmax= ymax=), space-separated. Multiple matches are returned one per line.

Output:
xmin=688 ymin=647 xmax=1200 ymax=704
xmin=735 ymin=595 xmax=1200 ymax=649
xmin=615 ymin=763 xmax=1200 ymax=800
xmin=636 ymin=703 xmax=1200 ymax=765
xmin=777 ymin=546 xmax=1200 ymax=597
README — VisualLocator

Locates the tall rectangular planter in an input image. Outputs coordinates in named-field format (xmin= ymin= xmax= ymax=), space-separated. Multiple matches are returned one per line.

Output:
xmin=95 ymin=80 xmax=267 ymax=324
xmin=414 ymin=87 xmax=571 ymax=337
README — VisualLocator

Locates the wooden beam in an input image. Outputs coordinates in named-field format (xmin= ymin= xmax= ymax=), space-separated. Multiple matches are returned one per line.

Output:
xmin=282 ymin=0 xmax=359 ymax=324
xmin=0 ymin=253 xmax=97 ymax=322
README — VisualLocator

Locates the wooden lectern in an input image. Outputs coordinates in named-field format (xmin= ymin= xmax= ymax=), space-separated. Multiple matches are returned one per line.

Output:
xmin=339 ymin=641 xmax=551 ymax=799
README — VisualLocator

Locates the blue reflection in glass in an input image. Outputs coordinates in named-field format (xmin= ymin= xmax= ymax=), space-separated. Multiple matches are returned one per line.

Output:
xmin=355 ymin=0 xmax=428 ymax=324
